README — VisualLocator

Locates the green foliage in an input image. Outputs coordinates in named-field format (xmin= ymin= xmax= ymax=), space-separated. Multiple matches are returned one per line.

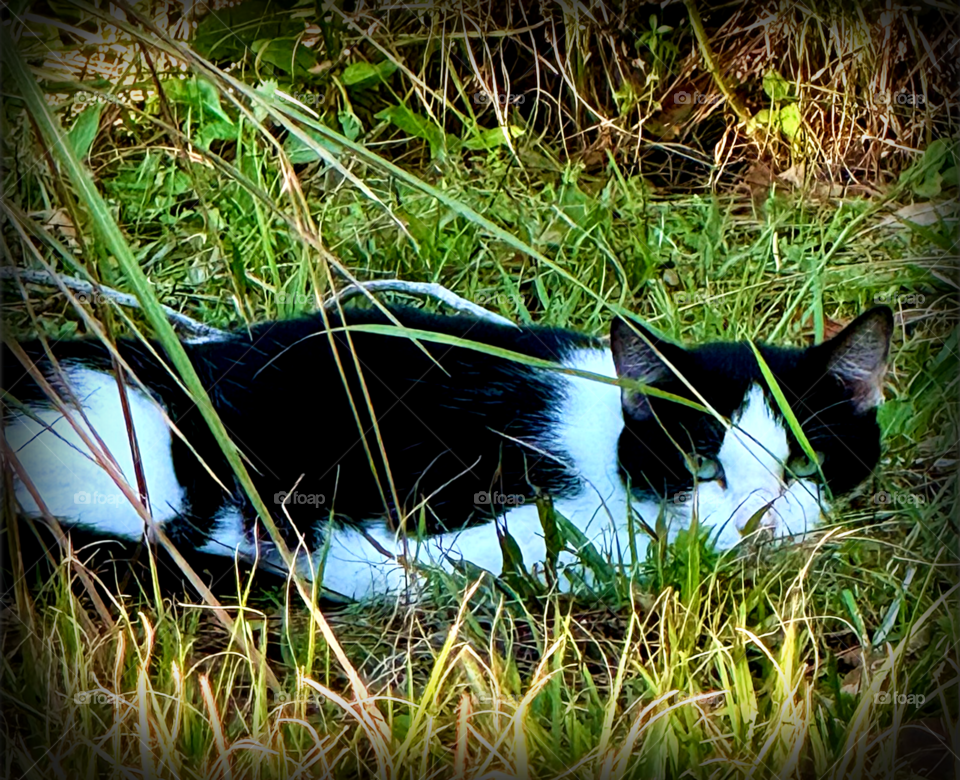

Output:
xmin=762 ymin=69 xmax=793 ymax=101
xmin=193 ymin=0 xmax=304 ymax=62
xmin=67 ymin=102 xmax=103 ymax=158
xmin=375 ymin=103 xmax=451 ymax=161
xmin=755 ymin=70 xmax=802 ymax=142
xmin=342 ymin=60 xmax=398 ymax=89
xmin=899 ymin=138 xmax=959 ymax=199
xmin=254 ymin=37 xmax=318 ymax=79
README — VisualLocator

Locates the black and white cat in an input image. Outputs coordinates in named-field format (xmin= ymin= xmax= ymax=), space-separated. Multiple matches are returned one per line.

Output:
xmin=2 ymin=304 xmax=892 ymax=600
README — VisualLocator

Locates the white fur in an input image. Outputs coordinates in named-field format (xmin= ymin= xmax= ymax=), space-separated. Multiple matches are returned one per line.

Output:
xmin=5 ymin=365 xmax=185 ymax=538
xmin=197 ymin=505 xmax=257 ymax=558
xmin=682 ymin=384 xmax=825 ymax=548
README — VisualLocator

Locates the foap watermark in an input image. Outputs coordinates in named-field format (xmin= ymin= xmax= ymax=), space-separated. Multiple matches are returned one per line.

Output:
xmin=474 ymin=491 xmax=525 ymax=506
xmin=277 ymin=292 xmax=315 ymax=305
xmin=873 ymin=491 xmax=926 ymax=507
xmin=74 ymin=490 xmax=124 ymax=505
xmin=673 ymin=290 xmax=709 ymax=305
xmin=73 ymin=91 xmax=126 ymax=106
xmin=473 ymin=292 xmax=514 ymax=309
xmin=289 ymin=92 xmax=323 ymax=106
xmin=874 ymin=292 xmax=925 ymax=306
xmin=874 ymin=91 xmax=925 ymax=107
xmin=875 ymin=691 xmax=925 ymax=706
xmin=275 ymin=490 xmax=326 ymax=507
xmin=473 ymin=91 xmax=525 ymax=106
xmin=673 ymin=91 xmax=722 ymax=106
xmin=74 ymin=291 xmax=109 ymax=306
xmin=74 ymin=691 xmax=121 ymax=705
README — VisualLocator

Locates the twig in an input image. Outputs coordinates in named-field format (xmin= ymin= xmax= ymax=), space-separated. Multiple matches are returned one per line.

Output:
xmin=684 ymin=0 xmax=761 ymax=139
xmin=1 ymin=267 xmax=228 ymax=341
xmin=325 ymin=280 xmax=519 ymax=327
xmin=3 ymin=268 xmax=519 ymax=338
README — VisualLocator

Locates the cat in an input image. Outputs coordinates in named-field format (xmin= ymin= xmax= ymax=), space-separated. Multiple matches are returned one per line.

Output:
xmin=1 ymin=304 xmax=893 ymax=601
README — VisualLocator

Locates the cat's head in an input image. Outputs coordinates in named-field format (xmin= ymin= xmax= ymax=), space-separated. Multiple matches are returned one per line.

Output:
xmin=611 ymin=307 xmax=893 ymax=546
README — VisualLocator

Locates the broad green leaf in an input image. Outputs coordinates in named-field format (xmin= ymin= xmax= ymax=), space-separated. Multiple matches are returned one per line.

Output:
xmin=283 ymin=127 xmax=341 ymax=164
xmin=342 ymin=60 xmax=397 ymax=88
xmin=779 ymin=103 xmax=801 ymax=139
xmin=253 ymin=79 xmax=278 ymax=121
xmin=877 ymin=399 xmax=914 ymax=438
xmin=338 ymin=109 xmax=362 ymax=141
xmin=754 ymin=108 xmax=772 ymax=125
xmin=898 ymin=138 xmax=957 ymax=195
xmin=197 ymin=120 xmax=240 ymax=149
xmin=103 ymin=150 xmax=159 ymax=196
xmin=375 ymin=103 xmax=448 ymax=160
xmin=164 ymin=76 xmax=233 ymax=124
xmin=67 ymin=102 xmax=103 ymax=158
xmin=193 ymin=0 xmax=304 ymax=61
xmin=762 ymin=69 xmax=791 ymax=101
xmin=196 ymin=77 xmax=233 ymax=123
xmin=463 ymin=125 xmax=524 ymax=150
xmin=158 ymin=168 xmax=193 ymax=198
xmin=914 ymin=169 xmax=943 ymax=198
xmin=941 ymin=165 xmax=958 ymax=188
xmin=921 ymin=138 xmax=951 ymax=169
xmin=254 ymin=37 xmax=316 ymax=77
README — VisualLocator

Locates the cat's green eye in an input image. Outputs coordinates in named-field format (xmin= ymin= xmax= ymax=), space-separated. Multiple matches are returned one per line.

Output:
xmin=788 ymin=451 xmax=824 ymax=477
xmin=686 ymin=454 xmax=722 ymax=481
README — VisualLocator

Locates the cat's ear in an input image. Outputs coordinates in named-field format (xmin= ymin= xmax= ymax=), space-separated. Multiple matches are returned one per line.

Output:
xmin=610 ymin=317 xmax=676 ymax=421
xmin=820 ymin=306 xmax=893 ymax=411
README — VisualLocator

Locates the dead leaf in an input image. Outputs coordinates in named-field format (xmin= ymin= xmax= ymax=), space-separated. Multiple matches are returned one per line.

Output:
xmin=778 ymin=163 xmax=805 ymax=188
xmin=35 ymin=208 xmax=77 ymax=241
xmin=740 ymin=161 xmax=776 ymax=203
xmin=879 ymin=201 xmax=960 ymax=228
xmin=812 ymin=182 xmax=848 ymax=198
xmin=840 ymin=665 xmax=862 ymax=695
xmin=800 ymin=311 xmax=846 ymax=342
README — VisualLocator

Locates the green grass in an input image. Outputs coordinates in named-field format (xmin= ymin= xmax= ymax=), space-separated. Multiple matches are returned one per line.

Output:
xmin=1 ymin=3 xmax=958 ymax=778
